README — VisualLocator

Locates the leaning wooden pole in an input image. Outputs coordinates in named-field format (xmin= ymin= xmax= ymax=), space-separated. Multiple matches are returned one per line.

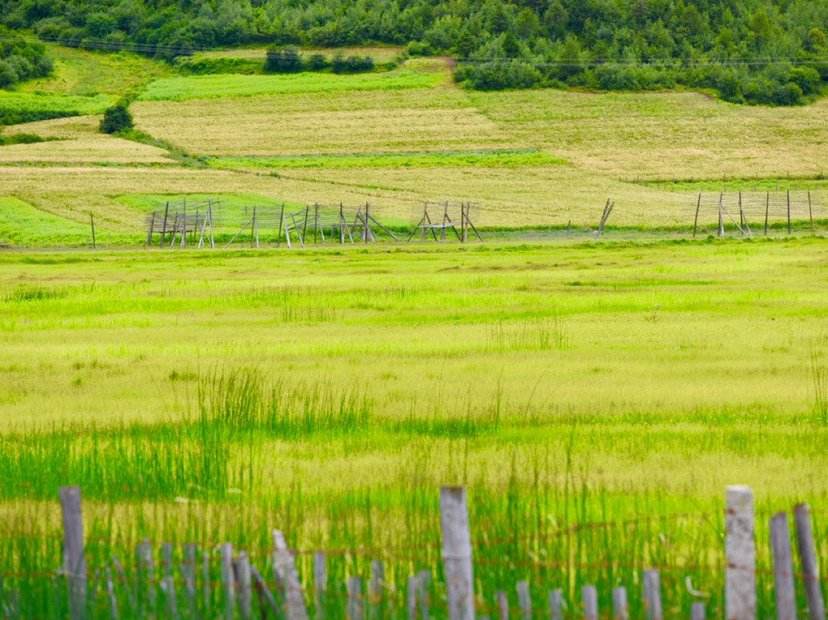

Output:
xmin=794 ymin=503 xmax=825 ymax=620
xmin=726 ymin=485 xmax=756 ymax=620
xmin=692 ymin=192 xmax=701 ymax=238
xmin=60 ymin=486 xmax=87 ymax=620
xmin=770 ymin=513 xmax=796 ymax=620
xmin=440 ymin=486 xmax=475 ymax=620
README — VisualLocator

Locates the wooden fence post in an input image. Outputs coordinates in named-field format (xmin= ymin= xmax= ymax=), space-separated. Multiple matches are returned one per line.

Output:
xmin=691 ymin=602 xmax=706 ymax=620
xmin=136 ymin=541 xmax=156 ymax=617
xmin=273 ymin=530 xmax=309 ymax=620
xmin=314 ymin=551 xmax=327 ymax=620
xmin=496 ymin=591 xmax=509 ymax=620
xmin=415 ymin=570 xmax=431 ymax=619
xmin=89 ymin=213 xmax=96 ymax=249
xmin=369 ymin=560 xmax=384 ymax=619
xmin=348 ymin=576 xmax=364 ymax=620
xmin=692 ymin=193 xmax=702 ymax=238
xmin=516 ymin=580 xmax=531 ymax=620
xmin=407 ymin=575 xmax=417 ymax=620
xmin=786 ymin=190 xmax=792 ymax=235
xmin=808 ymin=191 xmax=814 ymax=231
xmin=60 ymin=486 xmax=87 ymax=620
xmin=612 ymin=586 xmax=629 ymax=620
xmin=770 ymin=513 xmax=796 ymax=620
xmin=440 ymin=486 xmax=475 ymax=620
xmin=548 ymin=589 xmax=563 ymax=620
xmin=236 ymin=551 xmax=253 ymax=620
xmin=582 ymin=585 xmax=598 ymax=620
xmin=794 ymin=503 xmax=825 ymax=620
xmin=644 ymin=570 xmax=663 ymax=620
xmin=220 ymin=543 xmax=235 ymax=620
xmin=726 ymin=485 xmax=756 ymax=620
xmin=161 ymin=543 xmax=179 ymax=620
xmin=182 ymin=544 xmax=198 ymax=620
xmin=764 ymin=192 xmax=770 ymax=236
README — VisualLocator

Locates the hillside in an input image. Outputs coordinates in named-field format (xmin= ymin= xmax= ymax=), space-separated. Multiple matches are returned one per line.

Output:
xmin=3 ymin=0 xmax=828 ymax=103
xmin=0 ymin=41 xmax=825 ymax=246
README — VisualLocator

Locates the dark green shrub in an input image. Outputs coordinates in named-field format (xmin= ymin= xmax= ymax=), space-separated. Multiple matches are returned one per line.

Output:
xmin=265 ymin=46 xmax=302 ymax=73
xmin=100 ymin=104 xmax=133 ymax=134
xmin=306 ymin=53 xmax=328 ymax=71
xmin=331 ymin=55 xmax=374 ymax=74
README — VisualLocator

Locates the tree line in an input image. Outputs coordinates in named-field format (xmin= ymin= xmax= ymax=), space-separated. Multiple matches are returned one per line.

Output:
xmin=2 ymin=0 xmax=828 ymax=104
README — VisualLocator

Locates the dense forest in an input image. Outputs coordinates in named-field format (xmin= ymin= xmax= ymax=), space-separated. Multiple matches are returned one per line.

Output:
xmin=2 ymin=0 xmax=828 ymax=104
xmin=0 ymin=26 xmax=52 ymax=87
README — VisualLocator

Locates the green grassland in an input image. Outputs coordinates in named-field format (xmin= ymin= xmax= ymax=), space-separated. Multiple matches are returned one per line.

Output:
xmin=0 ymin=239 xmax=825 ymax=617
xmin=0 ymin=46 xmax=826 ymax=242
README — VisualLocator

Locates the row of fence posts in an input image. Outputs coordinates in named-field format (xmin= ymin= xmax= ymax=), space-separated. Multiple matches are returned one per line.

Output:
xmin=692 ymin=191 xmax=816 ymax=238
xmin=57 ymin=485 xmax=824 ymax=619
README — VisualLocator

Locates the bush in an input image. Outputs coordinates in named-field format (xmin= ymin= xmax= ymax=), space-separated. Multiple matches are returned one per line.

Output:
xmin=99 ymin=104 xmax=133 ymax=134
xmin=265 ymin=46 xmax=302 ymax=73
xmin=456 ymin=60 xmax=543 ymax=90
xmin=306 ymin=53 xmax=328 ymax=71
xmin=331 ymin=55 xmax=374 ymax=74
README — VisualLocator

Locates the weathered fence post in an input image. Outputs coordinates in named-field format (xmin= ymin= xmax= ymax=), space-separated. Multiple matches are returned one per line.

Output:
xmin=786 ymin=190 xmax=792 ymax=235
xmin=348 ymin=576 xmax=364 ymax=620
xmin=236 ymin=551 xmax=253 ymax=620
xmin=60 ymin=486 xmax=87 ymax=620
xmin=415 ymin=569 xmax=431 ymax=619
xmin=161 ymin=543 xmax=179 ymax=619
xmin=644 ymin=570 xmax=663 ymax=620
xmin=726 ymin=485 xmax=756 ymax=620
xmin=89 ymin=213 xmax=96 ymax=249
xmin=612 ymin=586 xmax=629 ymax=620
xmin=136 ymin=541 xmax=156 ymax=616
xmin=691 ymin=602 xmax=706 ymax=620
xmin=251 ymin=564 xmax=280 ymax=616
xmin=407 ymin=575 xmax=417 ymax=620
xmin=496 ymin=591 xmax=509 ymax=620
xmin=692 ymin=193 xmax=702 ymax=238
xmin=182 ymin=544 xmax=198 ymax=620
xmin=440 ymin=486 xmax=475 ymax=620
xmin=516 ymin=580 xmax=531 ymax=620
xmin=794 ymin=503 xmax=825 ymax=620
xmin=273 ymin=530 xmax=309 ymax=620
xmin=548 ymin=589 xmax=563 ymax=620
xmin=220 ymin=543 xmax=235 ymax=620
xmin=582 ymin=585 xmax=598 ymax=620
xmin=764 ymin=192 xmax=770 ymax=236
xmin=770 ymin=513 xmax=796 ymax=620
xmin=369 ymin=560 xmax=384 ymax=619
xmin=808 ymin=191 xmax=814 ymax=231
xmin=314 ymin=551 xmax=327 ymax=619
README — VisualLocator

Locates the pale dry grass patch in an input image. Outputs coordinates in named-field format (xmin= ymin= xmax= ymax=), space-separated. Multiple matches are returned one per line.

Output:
xmin=0 ymin=136 xmax=174 ymax=165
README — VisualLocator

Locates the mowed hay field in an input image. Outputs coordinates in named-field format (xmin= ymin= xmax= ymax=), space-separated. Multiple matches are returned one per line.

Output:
xmin=0 ymin=239 xmax=826 ymax=617
xmin=0 ymin=46 xmax=827 ymax=244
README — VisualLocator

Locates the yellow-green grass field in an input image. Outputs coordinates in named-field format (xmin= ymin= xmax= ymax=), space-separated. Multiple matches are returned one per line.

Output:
xmin=1 ymin=47 xmax=827 ymax=246
xmin=0 ymin=239 xmax=825 ymax=617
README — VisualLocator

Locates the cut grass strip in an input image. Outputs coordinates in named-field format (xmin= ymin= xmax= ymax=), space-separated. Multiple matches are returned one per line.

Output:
xmin=138 ymin=67 xmax=445 ymax=101
xmin=210 ymin=149 xmax=567 ymax=170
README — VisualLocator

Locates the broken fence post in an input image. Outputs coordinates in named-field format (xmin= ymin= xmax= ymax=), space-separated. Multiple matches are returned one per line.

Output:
xmin=726 ymin=485 xmax=756 ymax=620
xmin=60 ymin=486 xmax=87 ymax=620
xmin=794 ymin=503 xmax=825 ymax=620
xmin=440 ymin=486 xmax=475 ymax=620
xmin=235 ymin=551 xmax=253 ymax=620
xmin=273 ymin=530 xmax=309 ymax=620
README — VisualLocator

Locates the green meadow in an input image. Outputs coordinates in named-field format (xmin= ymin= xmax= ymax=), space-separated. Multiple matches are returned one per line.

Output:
xmin=0 ymin=239 xmax=825 ymax=617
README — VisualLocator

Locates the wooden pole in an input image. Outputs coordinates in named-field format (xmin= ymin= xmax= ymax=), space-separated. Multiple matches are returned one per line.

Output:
xmin=161 ymin=543 xmax=179 ymax=620
xmin=303 ymin=206 xmax=310 ymax=245
xmin=691 ymin=602 xmax=706 ymax=620
xmin=406 ymin=576 xmax=417 ymax=620
xmin=201 ymin=548 xmax=211 ymax=617
xmin=582 ymin=585 xmax=598 ymax=620
xmin=251 ymin=207 xmax=258 ymax=248
xmin=220 ymin=543 xmax=235 ymax=620
xmin=718 ymin=193 xmax=725 ymax=237
xmin=644 ymin=570 xmax=663 ymax=620
xmin=794 ymin=503 xmax=825 ymax=620
xmin=348 ymin=576 xmax=364 ymax=620
xmin=692 ymin=193 xmax=701 ymax=238
xmin=738 ymin=191 xmax=745 ymax=231
xmin=236 ymin=551 xmax=253 ymax=620
xmin=516 ymin=580 xmax=531 ymax=620
xmin=314 ymin=204 xmax=319 ymax=244
xmin=786 ymin=190 xmax=792 ymax=235
xmin=726 ymin=485 xmax=756 ymax=620
xmin=496 ymin=591 xmax=509 ymax=620
xmin=764 ymin=192 xmax=770 ymax=236
xmin=160 ymin=202 xmax=169 ymax=247
xmin=273 ymin=530 xmax=309 ymax=620
xmin=251 ymin=565 xmax=280 ymax=617
xmin=548 ymin=589 xmax=563 ymax=620
xmin=277 ymin=204 xmax=285 ymax=247
xmin=808 ymin=190 xmax=814 ymax=231
xmin=137 ymin=541 xmax=156 ymax=617
xmin=612 ymin=586 xmax=628 ymax=620
xmin=415 ymin=570 xmax=430 ymax=619
xmin=369 ymin=560 xmax=384 ymax=620
xmin=314 ymin=551 xmax=327 ymax=619
xmin=147 ymin=212 xmax=156 ymax=245
xmin=60 ymin=486 xmax=87 ymax=620
xmin=440 ymin=486 xmax=475 ymax=620
xmin=89 ymin=213 xmax=96 ymax=249
xmin=770 ymin=513 xmax=796 ymax=620
xmin=182 ymin=544 xmax=198 ymax=620
xmin=339 ymin=204 xmax=346 ymax=244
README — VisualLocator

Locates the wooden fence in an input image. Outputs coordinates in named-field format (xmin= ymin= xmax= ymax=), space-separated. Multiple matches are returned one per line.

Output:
xmin=53 ymin=485 xmax=824 ymax=619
